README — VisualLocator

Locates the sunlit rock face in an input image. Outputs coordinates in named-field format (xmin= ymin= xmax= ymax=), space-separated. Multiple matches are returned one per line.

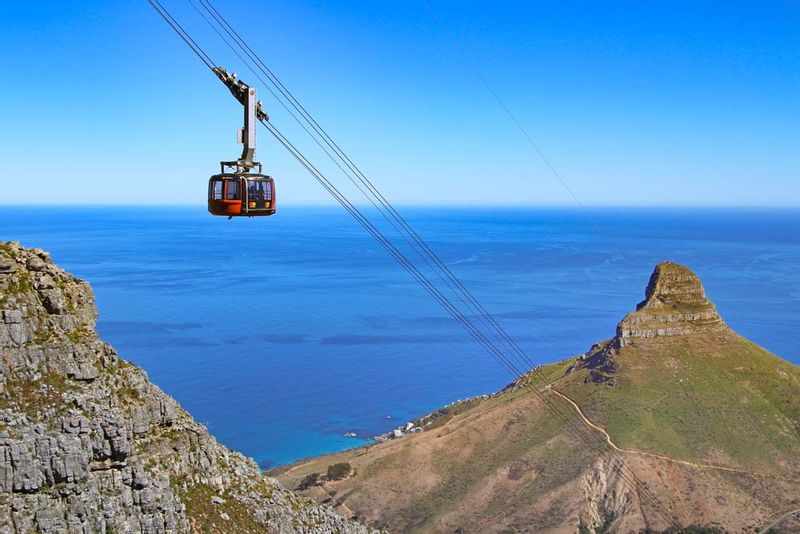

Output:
xmin=615 ymin=262 xmax=726 ymax=347
xmin=0 ymin=241 xmax=377 ymax=534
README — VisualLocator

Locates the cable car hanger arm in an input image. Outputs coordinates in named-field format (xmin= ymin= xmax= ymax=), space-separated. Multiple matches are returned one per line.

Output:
xmin=213 ymin=66 xmax=268 ymax=123
xmin=212 ymin=66 xmax=269 ymax=173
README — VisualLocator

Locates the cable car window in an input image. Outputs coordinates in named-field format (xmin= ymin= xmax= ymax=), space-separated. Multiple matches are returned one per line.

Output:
xmin=225 ymin=181 xmax=240 ymax=200
xmin=247 ymin=181 xmax=271 ymax=200
xmin=211 ymin=181 xmax=223 ymax=200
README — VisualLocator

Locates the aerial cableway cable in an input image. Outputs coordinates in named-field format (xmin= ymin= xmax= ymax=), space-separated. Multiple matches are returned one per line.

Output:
xmin=186 ymin=0 xmax=486 ymax=340
xmin=149 ymin=0 xmax=214 ymax=70
xmin=147 ymin=0 xmax=535 ymax=398
xmin=152 ymin=0 xmax=677 ymax=527
xmin=185 ymin=2 xmax=679 ymax=527
xmin=151 ymin=0 xmax=676 ymax=527
xmin=148 ymin=1 xmax=679 ymax=528
xmin=263 ymin=115 xmax=677 ymax=529
xmin=192 ymin=0 xmax=594 ymax=414
xmin=192 ymin=0 xmax=578 ymax=386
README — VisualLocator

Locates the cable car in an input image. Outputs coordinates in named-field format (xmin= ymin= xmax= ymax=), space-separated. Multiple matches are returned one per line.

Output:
xmin=207 ymin=69 xmax=276 ymax=218
xmin=208 ymin=166 xmax=276 ymax=218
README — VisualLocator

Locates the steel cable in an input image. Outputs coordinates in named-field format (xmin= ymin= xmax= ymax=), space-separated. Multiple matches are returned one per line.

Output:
xmin=148 ymin=1 xmax=680 ymax=527
xmin=188 ymin=2 xmax=679 ymax=526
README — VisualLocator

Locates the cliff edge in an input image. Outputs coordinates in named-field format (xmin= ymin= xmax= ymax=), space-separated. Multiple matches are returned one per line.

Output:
xmin=615 ymin=261 xmax=726 ymax=346
xmin=0 ymin=241 xmax=377 ymax=534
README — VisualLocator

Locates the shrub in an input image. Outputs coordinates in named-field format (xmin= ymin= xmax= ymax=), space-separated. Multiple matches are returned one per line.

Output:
xmin=326 ymin=462 xmax=352 ymax=481
xmin=296 ymin=472 xmax=320 ymax=490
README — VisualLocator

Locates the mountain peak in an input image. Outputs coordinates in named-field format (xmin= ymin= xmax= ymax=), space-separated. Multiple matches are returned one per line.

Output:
xmin=640 ymin=261 xmax=712 ymax=309
xmin=615 ymin=261 xmax=726 ymax=347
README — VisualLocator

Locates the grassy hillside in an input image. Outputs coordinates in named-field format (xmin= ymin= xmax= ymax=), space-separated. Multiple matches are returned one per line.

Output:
xmin=274 ymin=263 xmax=800 ymax=533
xmin=275 ymin=379 xmax=604 ymax=532
xmin=275 ymin=344 xmax=800 ymax=532
xmin=560 ymin=333 xmax=800 ymax=473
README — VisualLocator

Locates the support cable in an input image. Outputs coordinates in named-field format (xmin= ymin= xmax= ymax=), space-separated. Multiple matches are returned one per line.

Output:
xmin=188 ymin=7 xmax=678 ymax=524
xmin=147 ymin=2 xmax=679 ymax=527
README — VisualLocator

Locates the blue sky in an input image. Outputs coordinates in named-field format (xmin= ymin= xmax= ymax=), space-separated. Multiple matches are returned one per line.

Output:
xmin=1 ymin=1 xmax=798 ymax=206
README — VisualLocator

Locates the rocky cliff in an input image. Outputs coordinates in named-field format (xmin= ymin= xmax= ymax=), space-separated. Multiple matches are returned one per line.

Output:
xmin=615 ymin=261 xmax=726 ymax=346
xmin=0 ymin=241 xmax=377 ymax=534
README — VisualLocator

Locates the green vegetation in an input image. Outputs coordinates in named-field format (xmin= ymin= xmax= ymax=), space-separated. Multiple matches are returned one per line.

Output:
xmin=596 ymin=511 xmax=617 ymax=533
xmin=538 ymin=356 xmax=584 ymax=384
xmin=0 ymin=270 xmax=32 ymax=306
xmin=34 ymin=327 xmax=57 ymax=345
xmin=117 ymin=383 xmax=143 ymax=404
xmin=113 ymin=367 xmax=146 ymax=406
xmin=173 ymin=478 xmax=269 ymax=534
xmin=66 ymin=326 xmax=91 ymax=343
xmin=559 ymin=333 xmax=800 ymax=471
xmin=326 ymin=462 xmax=352 ymax=481
xmin=3 ymin=372 xmax=79 ymax=419
xmin=296 ymin=472 xmax=320 ymax=490
xmin=0 ymin=242 xmax=18 ymax=259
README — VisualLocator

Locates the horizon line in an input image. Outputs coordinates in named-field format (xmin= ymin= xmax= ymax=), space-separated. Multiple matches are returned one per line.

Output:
xmin=1 ymin=202 xmax=799 ymax=210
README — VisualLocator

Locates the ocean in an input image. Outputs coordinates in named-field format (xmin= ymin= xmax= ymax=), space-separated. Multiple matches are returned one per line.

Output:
xmin=1 ymin=206 xmax=798 ymax=467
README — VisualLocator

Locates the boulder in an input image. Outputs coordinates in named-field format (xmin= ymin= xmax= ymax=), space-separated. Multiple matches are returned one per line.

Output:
xmin=26 ymin=256 xmax=47 ymax=273
xmin=0 ymin=258 xmax=16 ymax=274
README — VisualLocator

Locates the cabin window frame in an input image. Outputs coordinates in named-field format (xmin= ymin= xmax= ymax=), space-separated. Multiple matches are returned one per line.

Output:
xmin=225 ymin=179 xmax=241 ymax=201
xmin=210 ymin=180 xmax=224 ymax=200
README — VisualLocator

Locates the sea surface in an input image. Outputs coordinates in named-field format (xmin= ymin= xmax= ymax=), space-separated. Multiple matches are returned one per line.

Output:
xmin=1 ymin=206 xmax=798 ymax=467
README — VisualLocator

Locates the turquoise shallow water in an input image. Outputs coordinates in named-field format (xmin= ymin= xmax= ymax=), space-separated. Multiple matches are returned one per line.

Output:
xmin=1 ymin=206 xmax=798 ymax=467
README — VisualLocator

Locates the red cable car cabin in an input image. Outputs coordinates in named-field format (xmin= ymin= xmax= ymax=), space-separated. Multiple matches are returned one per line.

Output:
xmin=208 ymin=173 xmax=276 ymax=217
xmin=206 ymin=69 xmax=276 ymax=218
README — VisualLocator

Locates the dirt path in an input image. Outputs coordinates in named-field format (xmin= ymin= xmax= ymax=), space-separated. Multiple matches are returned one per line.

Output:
xmin=548 ymin=386 xmax=800 ymax=484
xmin=758 ymin=507 xmax=800 ymax=533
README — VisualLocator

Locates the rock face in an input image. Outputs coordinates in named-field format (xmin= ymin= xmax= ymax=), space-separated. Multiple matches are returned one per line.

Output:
xmin=0 ymin=241 xmax=377 ymax=534
xmin=581 ymin=457 xmax=634 ymax=530
xmin=615 ymin=261 xmax=726 ymax=347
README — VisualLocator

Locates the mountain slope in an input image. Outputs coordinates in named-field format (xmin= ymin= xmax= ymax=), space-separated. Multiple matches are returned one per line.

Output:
xmin=275 ymin=262 xmax=800 ymax=533
xmin=562 ymin=262 xmax=800 ymax=472
xmin=0 ymin=241 xmax=377 ymax=533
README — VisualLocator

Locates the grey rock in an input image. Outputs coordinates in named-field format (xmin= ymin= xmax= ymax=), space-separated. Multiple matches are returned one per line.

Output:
xmin=35 ymin=275 xmax=56 ymax=290
xmin=3 ymin=310 xmax=22 ymax=324
xmin=39 ymin=289 xmax=69 ymax=315
xmin=0 ymin=258 xmax=16 ymax=274
xmin=61 ymin=416 xmax=90 ymax=436
xmin=65 ymin=361 xmax=99 ymax=381
xmin=26 ymin=256 xmax=47 ymax=272
xmin=0 ymin=240 xmax=380 ymax=534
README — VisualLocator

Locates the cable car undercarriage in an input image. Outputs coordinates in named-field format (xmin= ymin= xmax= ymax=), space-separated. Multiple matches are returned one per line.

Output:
xmin=207 ymin=67 xmax=276 ymax=218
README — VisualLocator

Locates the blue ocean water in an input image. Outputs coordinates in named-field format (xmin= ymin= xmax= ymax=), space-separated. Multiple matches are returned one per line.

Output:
xmin=1 ymin=206 xmax=798 ymax=467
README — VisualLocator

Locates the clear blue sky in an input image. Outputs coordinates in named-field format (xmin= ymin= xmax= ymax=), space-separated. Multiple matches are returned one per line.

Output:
xmin=1 ymin=1 xmax=798 ymax=206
